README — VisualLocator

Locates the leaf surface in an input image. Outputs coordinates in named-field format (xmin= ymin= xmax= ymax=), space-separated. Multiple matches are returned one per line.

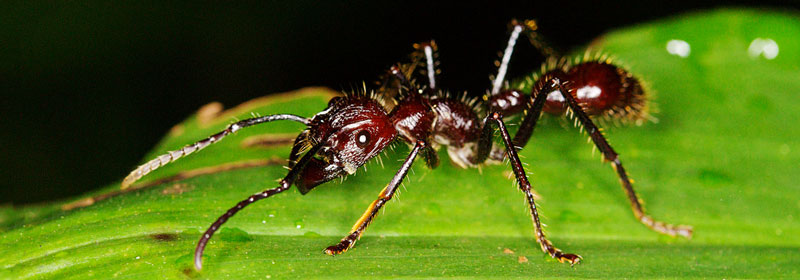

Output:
xmin=2 ymin=8 xmax=799 ymax=279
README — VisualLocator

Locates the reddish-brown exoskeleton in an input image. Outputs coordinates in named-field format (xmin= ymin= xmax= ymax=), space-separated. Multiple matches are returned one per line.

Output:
xmin=122 ymin=19 xmax=692 ymax=271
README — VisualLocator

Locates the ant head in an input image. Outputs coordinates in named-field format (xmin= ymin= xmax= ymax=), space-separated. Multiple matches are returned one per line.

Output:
xmin=296 ymin=96 xmax=397 ymax=193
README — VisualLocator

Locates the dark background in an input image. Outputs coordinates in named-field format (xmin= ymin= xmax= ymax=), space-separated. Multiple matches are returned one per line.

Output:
xmin=2 ymin=1 xmax=797 ymax=204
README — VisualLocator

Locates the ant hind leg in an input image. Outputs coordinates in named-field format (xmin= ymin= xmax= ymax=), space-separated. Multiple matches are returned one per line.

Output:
xmin=549 ymin=79 xmax=693 ymax=238
xmin=510 ymin=76 xmax=692 ymax=238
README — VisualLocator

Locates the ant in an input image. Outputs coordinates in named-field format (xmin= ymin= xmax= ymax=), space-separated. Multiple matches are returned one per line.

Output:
xmin=122 ymin=19 xmax=693 ymax=271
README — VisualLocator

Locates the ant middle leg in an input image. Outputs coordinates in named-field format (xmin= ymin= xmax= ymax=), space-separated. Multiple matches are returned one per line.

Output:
xmin=379 ymin=40 xmax=438 ymax=101
xmin=413 ymin=41 xmax=439 ymax=91
xmin=481 ymin=112 xmax=581 ymax=265
xmin=325 ymin=140 xmax=426 ymax=255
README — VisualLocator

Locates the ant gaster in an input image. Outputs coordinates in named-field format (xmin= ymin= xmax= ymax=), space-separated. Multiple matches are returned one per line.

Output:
xmin=122 ymin=19 xmax=693 ymax=271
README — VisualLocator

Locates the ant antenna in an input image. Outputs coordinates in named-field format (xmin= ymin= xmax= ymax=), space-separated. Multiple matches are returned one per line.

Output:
xmin=194 ymin=141 xmax=325 ymax=270
xmin=121 ymin=114 xmax=309 ymax=189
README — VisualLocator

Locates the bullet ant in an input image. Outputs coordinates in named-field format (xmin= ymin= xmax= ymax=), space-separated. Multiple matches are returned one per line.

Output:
xmin=122 ymin=19 xmax=693 ymax=271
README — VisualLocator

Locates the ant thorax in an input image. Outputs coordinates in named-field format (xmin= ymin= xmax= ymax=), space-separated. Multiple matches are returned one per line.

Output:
xmin=298 ymin=88 xmax=488 ymax=190
xmin=389 ymin=91 xmax=484 ymax=168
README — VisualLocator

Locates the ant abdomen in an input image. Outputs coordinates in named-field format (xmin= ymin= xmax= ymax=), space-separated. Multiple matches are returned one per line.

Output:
xmin=541 ymin=61 xmax=646 ymax=118
xmin=493 ymin=60 xmax=647 ymax=122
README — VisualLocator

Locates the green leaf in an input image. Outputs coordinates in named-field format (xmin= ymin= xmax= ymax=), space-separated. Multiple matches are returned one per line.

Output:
xmin=2 ymin=8 xmax=799 ymax=279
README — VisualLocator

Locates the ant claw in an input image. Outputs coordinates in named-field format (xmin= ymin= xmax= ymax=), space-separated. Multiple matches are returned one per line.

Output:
xmin=323 ymin=247 xmax=340 ymax=255
xmin=557 ymin=253 xmax=582 ymax=266
xmin=324 ymin=240 xmax=352 ymax=255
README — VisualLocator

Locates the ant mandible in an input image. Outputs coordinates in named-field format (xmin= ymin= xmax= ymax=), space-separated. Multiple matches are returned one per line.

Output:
xmin=122 ymin=19 xmax=693 ymax=271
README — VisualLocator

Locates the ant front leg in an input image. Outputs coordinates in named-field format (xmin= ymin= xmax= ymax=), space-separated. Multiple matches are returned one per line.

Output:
xmin=482 ymin=112 xmax=581 ymax=265
xmin=514 ymin=77 xmax=693 ymax=238
xmin=325 ymin=140 xmax=425 ymax=255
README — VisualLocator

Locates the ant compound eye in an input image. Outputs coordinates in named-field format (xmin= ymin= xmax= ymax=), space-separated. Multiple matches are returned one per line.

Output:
xmin=356 ymin=130 xmax=371 ymax=148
